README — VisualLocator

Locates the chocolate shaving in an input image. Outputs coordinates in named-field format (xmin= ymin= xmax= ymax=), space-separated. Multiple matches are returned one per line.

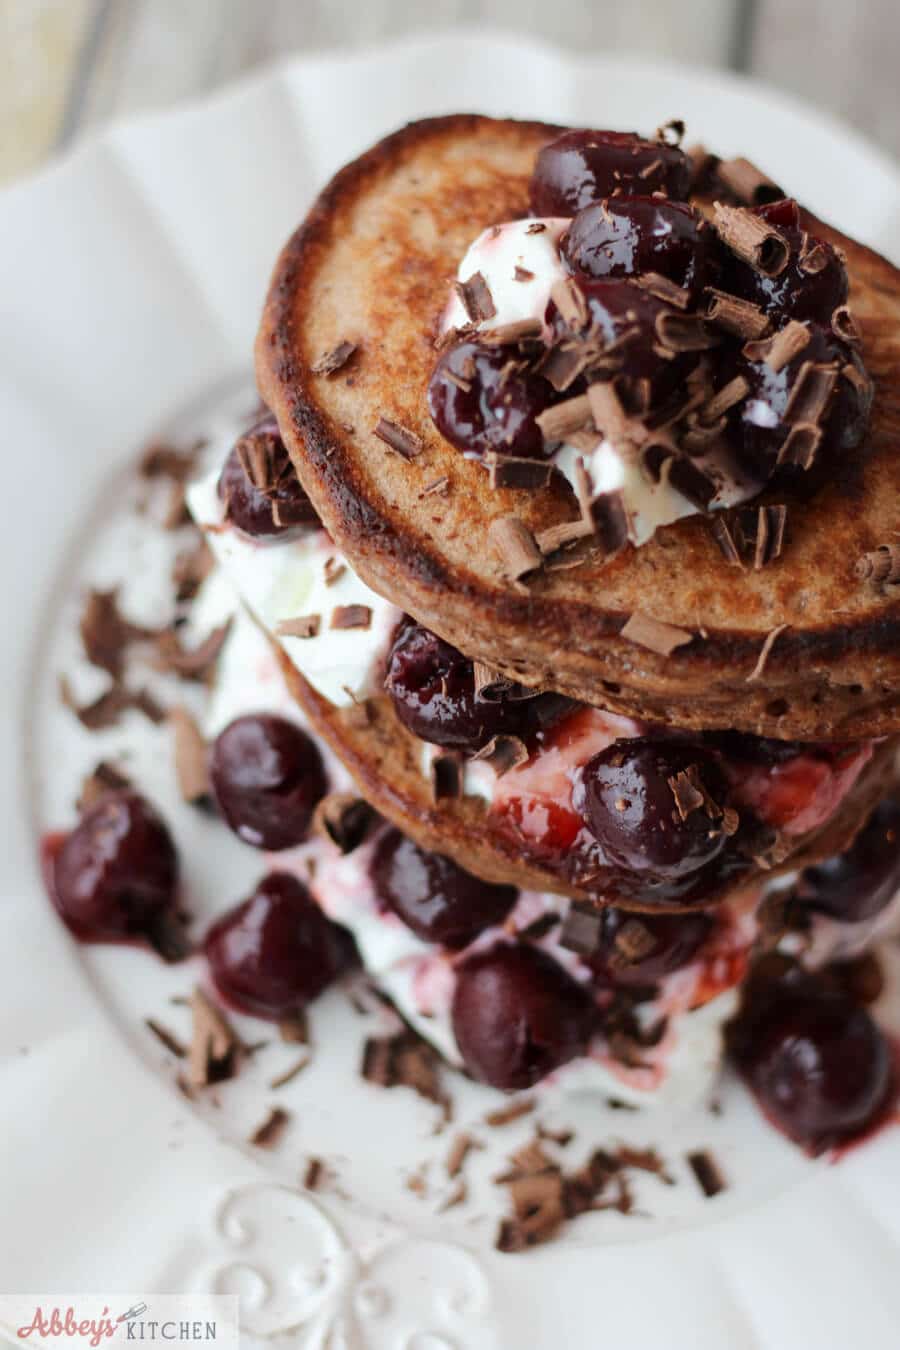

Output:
xmin=456 ymin=271 xmax=496 ymax=323
xmin=515 ymin=912 xmax=561 ymax=942
xmin=699 ymin=375 xmax=749 ymax=423
xmin=488 ymin=516 xmax=542 ymax=582
xmin=486 ymin=454 xmax=554 ymax=490
xmin=420 ymin=475 xmax=450 ymax=497
xmin=611 ymin=919 xmax=657 ymax=965
xmin=145 ymin=1017 xmax=186 ymax=1058
xmin=172 ymin=536 xmax=214 ymax=604
xmin=560 ymin=901 xmax=602 ymax=956
xmin=746 ymin=623 xmax=789 ymax=683
xmin=715 ymin=158 xmax=783 ymax=205
xmin=687 ymin=1149 xmax=727 ymax=1197
xmin=280 ymin=1011 xmax=309 ymax=1044
xmin=430 ymin=751 xmax=463 ymax=801
xmin=484 ymin=1097 xmax=535 ymax=1127
xmin=361 ymin=1029 xmax=448 ymax=1109
xmin=587 ymin=381 xmax=632 ymax=443
xmin=139 ymin=441 xmax=199 ymax=482
xmin=777 ymin=422 xmax=821 ymax=470
xmin=474 ymin=662 xmax=510 ymax=701
xmin=743 ymin=319 xmax=810 ymax=372
xmin=656 ymin=118 xmax=685 ymax=146
xmin=443 ymin=368 xmax=472 ymax=394
xmin=80 ymin=588 xmax=156 ymax=679
xmin=710 ymin=516 xmax=745 ymax=569
xmin=156 ymin=620 xmax=231 ymax=680
xmin=535 ymin=392 xmax=593 ymax=443
xmin=169 ymin=706 xmax=209 ymax=804
xmin=798 ymin=235 xmax=829 ymax=274
xmin=654 ymin=310 xmax=720 ymax=352
xmin=514 ymin=265 xmax=535 ymax=283
xmin=373 ymin=417 xmax=423 ymax=460
xmin=77 ymin=760 xmax=131 ymax=812
xmin=857 ymin=543 xmax=900 ymax=589
xmin=536 ymin=517 xmax=594 ymax=556
xmin=632 ymin=272 xmax=691 ymax=309
xmin=525 ymin=222 xmax=547 ymax=234
xmin=703 ymin=288 xmax=770 ymax=340
xmin=783 ymin=361 xmax=837 ymax=424
xmin=668 ymin=768 xmax=707 ymax=820
xmin=831 ymin=304 xmax=862 ymax=345
xmin=60 ymin=676 xmax=165 ymax=730
xmin=323 ymin=556 xmax=346 ymax=587
xmin=276 ymin=614 xmax=321 ymax=639
xmin=303 ymin=1157 xmax=325 ymax=1190
xmin=310 ymin=340 xmax=357 ymax=376
xmin=480 ymin=318 xmax=543 ymax=346
xmin=592 ymin=490 xmax=630 ymax=559
xmin=312 ymin=792 xmax=374 ymax=853
xmin=549 ymin=278 xmax=588 ymax=330
xmin=447 ymin=1132 xmax=482 ymax=1178
xmin=471 ymin=734 xmax=529 ymax=776
xmin=712 ymin=203 xmax=789 ymax=276
xmin=250 ymin=1106 xmax=290 ymax=1149
xmin=537 ymin=343 xmax=592 ymax=393
xmin=330 ymin=605 xmax=372 ymax=631
xmin=269 ymin=1054 xmax=310 ymax=1089
xmin=751 ymin=504 xmax=787 ymax=569
xmin=620 ymin=612 xmax=693 ymax=656
xmin=187 ymin=988 xmax=243 ymax=1088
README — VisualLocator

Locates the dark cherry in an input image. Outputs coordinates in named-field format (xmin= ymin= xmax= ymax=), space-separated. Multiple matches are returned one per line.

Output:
xmin=725 ymin=222 xmax=849 ymax=325
xmin=428 ymin=340 xmax=558 ymax=460
xmin=530 ymin=129 xmax=691 ymax=217
xmin=210 ymin=714 xmax=327 ymax=851
xmin=563 ymin=197 xmax=712 ymax=298
xmin=205 ymin=872 xmax=353 ymax=1019
xmin=732 ymin=976 xmax=892 ymax=1150
xmin=385 ymin=617 xmax=519 ymax=753
xmin=580 ymin=737 xmax=730 ymax=881
xmin=451 ymin=943 xmax=595 ymax=1089
xmin=587 ymin=906 xmax=714 ymax=988
xmin=797 ymin=798 xmax=900 ymax=924
xmin=217 ymin=414 xmax=320 ymax=538
xmin=53 ymin=791 xmax=178 ymax=940
xmin=723 ymin=323 xmax=872 ymax=488
xmin=546 ymin=278 xmax=699 ymax=412
xmin=371 ymin=828 xmax=517 ymax=947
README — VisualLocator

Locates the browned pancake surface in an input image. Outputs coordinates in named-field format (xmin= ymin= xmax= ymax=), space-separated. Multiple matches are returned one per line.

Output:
xmin=257 ymin=115 xmax=900 ymax=740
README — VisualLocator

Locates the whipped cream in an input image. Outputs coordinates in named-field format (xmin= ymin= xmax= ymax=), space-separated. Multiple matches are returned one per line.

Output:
xmin=186 ymin=449 xmax=400 ymax=708
xmin=440 ymin=217 xmax=757 ymax=547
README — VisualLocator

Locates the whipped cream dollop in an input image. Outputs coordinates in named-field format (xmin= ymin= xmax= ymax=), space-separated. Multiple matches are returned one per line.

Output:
xmin=439 ymin=217 xmax=756 ymax=547
xmin=186 ymin=445 xmax=400 ymax=708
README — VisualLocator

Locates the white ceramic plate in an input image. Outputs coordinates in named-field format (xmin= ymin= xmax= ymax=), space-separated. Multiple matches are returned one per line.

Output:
xmin=2 ymin=32 xmax=900 ymax=1349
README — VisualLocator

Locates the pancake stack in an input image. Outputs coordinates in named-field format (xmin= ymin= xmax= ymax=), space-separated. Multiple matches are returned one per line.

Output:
xmin=187 ymin=116 xmax=900 ymax=1140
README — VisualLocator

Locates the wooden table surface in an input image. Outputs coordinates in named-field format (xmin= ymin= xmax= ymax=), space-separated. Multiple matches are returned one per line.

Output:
xmin=3 ymin=0 xmax=899 ymax=185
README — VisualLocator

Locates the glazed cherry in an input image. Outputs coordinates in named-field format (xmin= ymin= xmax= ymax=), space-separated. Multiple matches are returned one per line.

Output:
xmin=580 ymin=738 xmax=731 ymax=881
xmin=724 ymin=222 xmax=849 ymax=325
xmin=428 ymin=340 xmax=558 ymax=460
xmin=210 ymin=715 xmax=327 ymax=850
xmin=205 ymin=873 xmax=353 ymax=1019
xmin=587 ymin=906 xmax=714 ymax=988
xmin=725 ymin=323 xmax=872 ymax=486
xmin=218 ymin=414 xmax=320 ymax=538
xmin=563 ymin=197 xmax=712 ymax=298
xmin=732 ymin=977 xmax=892 ymax=1150
xmin=797 ymin=798 xmax=900 ymax=924
xmin=546 ymin=278 xmax=699 ymax=412
xmin=385 ymin=618 xmax=520 ymax=753
xmin=452 ymin=943 xmax=595 ymax=1089
xmin=371 ymin=828 xmax=517 ymax=947
xmin=530 ymin=129 xmax=691 ymax=216
xmin=53 ymin=791 xmax=178 ymax=941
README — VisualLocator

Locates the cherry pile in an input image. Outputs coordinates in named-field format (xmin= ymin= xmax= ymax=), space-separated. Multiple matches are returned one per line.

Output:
xmin=429 ymin=127 xmax=872 ymax=499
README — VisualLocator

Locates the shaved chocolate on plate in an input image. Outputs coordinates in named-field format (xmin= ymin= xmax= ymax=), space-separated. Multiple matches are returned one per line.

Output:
xmin=446 ymin=1131 xmax=482 ymax=1178
xmin=361 ymin=1029 xmax=449 ymax=1111
xmin=746 ymin=623 xmax=790 ymax=683
xmin=313 ymin=792 xmax=374 ymax=853
xmin=276 ymin=614 xmax=321 ymax=639
xmin=187 ymin=987 xmax=244 ymax=1088
xmin=80 ymin=588 xmax=156 ymax=679
xmin=322 ymin=556 xmax=347 ymax=587
xmin=330 ymin=604 xmax=372 ymax=631
xmin=269 ymin=1055 xmax=310 ymax=1090
xmin=249 ymin=1106 xmax=291 ymax=1149
xmin=455 ymin=270 xmax=496 ymax=323
xmin=303 ymin=1157 xmax=326 ymax=1190
xmin=514 ymin=265 xmax=535 ymax=283
xmin=857 ymin=542 xmax=900 ymax=589
xmin=715 ymin=157 xmax=783 ymax=205
xmin=310 ymin=339 xmax=357 ymax=376
xmin=484 ymin=1097 xmax=535 ymax=1128
xmin=525 ymin=222 xmax=547 ymax=234
xmin=620 ymin=611 xmax=694 ymax=656
xmin=172 ymin=536 xmax=214 ymax=604
xmin=145 ymin=1017 xmax=187 ymax=1059
xmin=471 ymin=734 xmax=529 ymax=775
xmin=687 ymin=1149 xmax=727 ymax=1197
xmin=156 ymin=620 xmax=232 ymax=680
xmin=703 ymin=287 xmax=770 ymax=340
xmin=169 ymin=706 xmax=210 ymax=804
xmin=430 ymin=751 xmax=463 ymax=801
xmin=712 ymin=203 xmax=789 ymax=276
xmin=77 ymin=760 xmax=132 ymax=813
xmin=488 ymin=515 xmax=542 ymax=582
xmin=139 ymin=440 xmax=201 ymax=483
xmin=60 ymin=676 xmax=165 ymax=731
xmin=373 ymin=417 xmax=424 ymax=460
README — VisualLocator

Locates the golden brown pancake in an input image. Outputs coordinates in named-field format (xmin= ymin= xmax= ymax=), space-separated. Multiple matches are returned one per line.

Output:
xmin=256 ymin=114 xmax=900 ymax=742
